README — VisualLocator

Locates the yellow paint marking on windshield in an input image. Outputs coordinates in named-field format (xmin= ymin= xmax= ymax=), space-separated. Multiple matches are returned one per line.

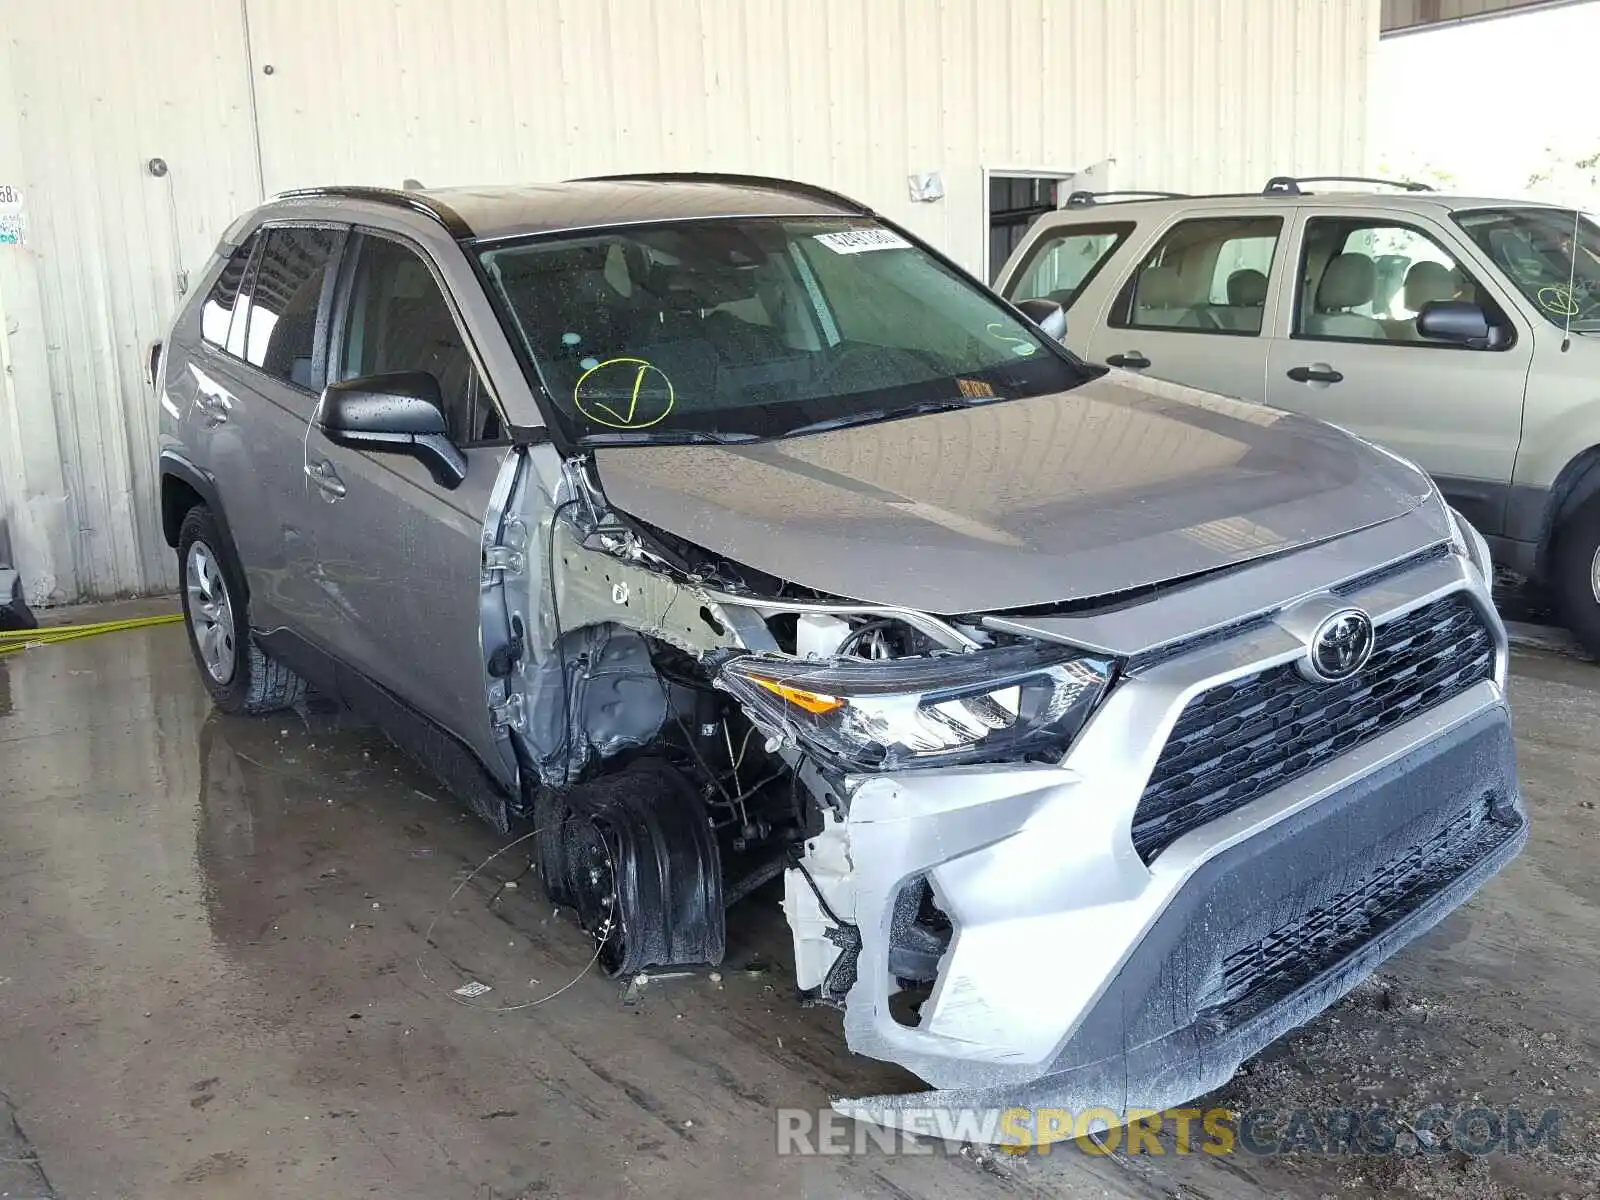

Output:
xmin=573 ymin=356 xmax=676 ymax=430
xmin=1537 ymin=286 xmax=1581 ymax=318
xmin=984 ymin=322 xmax=1036 ymax=356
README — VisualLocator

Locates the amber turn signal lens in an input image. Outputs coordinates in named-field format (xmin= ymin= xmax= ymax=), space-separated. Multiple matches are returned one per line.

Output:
xmin=750 ymin=676 xmax=845 ymax=714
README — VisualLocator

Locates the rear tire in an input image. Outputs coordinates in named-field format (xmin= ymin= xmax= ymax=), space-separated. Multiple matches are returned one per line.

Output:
xmin=177 ymin=505 xmax=307 ymax=714
xmin=1552 ymin=493 xmax=1600 ymax=661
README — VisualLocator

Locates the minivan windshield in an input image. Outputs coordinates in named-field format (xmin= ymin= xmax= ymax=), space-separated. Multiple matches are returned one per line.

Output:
xmin=1454 ymin=207 xmax=1600 ymax=332
xmin=477 ymin=217 xmax=1091 ymax=444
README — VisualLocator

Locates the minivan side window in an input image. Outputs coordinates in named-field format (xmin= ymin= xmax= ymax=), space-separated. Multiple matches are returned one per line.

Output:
xmin=1110 ymin=216 xmax=1282 ymax=336
xmin=200 ymin=237 xmax=258 ymax=349
xmin=339 ymin=236 xmax=501 ymax=445
xmin=1294 ymin=217 xmax=1499 ymax=347
xmin=240 ymin=226 xmax=343 ymax=388
xmin=1006 ymin=222 xmax=1133 ymax=310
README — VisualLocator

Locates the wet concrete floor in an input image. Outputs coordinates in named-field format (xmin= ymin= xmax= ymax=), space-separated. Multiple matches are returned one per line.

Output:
xmin=1 ymin=621 xmax=1597 ymax=1198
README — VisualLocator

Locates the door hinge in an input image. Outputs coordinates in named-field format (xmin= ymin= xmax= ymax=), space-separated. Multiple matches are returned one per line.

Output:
xmin=489 ymin=684 xmax=528 ymax=732
xmin=484 ymin=519 xmax=528 ymax=576
xmin=483 ymin=544 xmax=526 ymax=575
xmin=490 ymin=690 xmax=526 ymax=731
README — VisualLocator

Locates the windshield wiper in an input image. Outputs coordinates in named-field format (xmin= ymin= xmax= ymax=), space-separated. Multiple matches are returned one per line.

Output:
xmin=782 ymin=397 xmax=995 ymax=439
xmin=580 ymin=429 xmax=760 ymax=447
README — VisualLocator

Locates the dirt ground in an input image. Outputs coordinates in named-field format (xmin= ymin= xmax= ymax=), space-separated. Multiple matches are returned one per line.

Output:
xmin=0 ymin=618 xmax=1596 ymax=1199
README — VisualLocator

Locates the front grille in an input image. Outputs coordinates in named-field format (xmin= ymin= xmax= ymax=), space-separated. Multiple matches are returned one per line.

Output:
xmin=1132 ymin=593 xmax=1495 ymax=863
xmin=1194 ymin=794 xmax=1516 ymax=1031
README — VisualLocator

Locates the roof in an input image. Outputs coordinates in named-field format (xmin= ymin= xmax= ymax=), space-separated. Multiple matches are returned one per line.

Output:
xmin=268 ymin=176 xmax=864 ymax=241
xmin=1055 ymin=189 xmax=1568 ymax=218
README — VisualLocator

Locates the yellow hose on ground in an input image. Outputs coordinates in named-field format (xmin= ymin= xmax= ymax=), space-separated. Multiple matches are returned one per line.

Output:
xmin=0 ymin=613 xmax=184 ymax=655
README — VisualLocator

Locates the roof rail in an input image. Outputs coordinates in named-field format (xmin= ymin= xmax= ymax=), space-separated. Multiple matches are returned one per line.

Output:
xmin=267 ymin=185 xmax=475 ymax=238
xmin=1263 ymin=175 xmax=1435 ymax=196
xmin=1064 ymin=189 xmax=1189 ymax=208
xmin=572 ymin=171 xmax=872 ymax=214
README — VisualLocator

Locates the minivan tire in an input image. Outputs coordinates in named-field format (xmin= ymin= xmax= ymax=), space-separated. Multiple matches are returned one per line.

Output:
xmin=177 ymin=505 xmax=307 ymax=714
xmin=1552 ymin=493 xmax=1600 ymax=662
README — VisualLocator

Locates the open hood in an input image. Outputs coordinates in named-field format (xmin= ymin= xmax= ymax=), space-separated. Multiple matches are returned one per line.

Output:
xmin=591 ymin=373 xmax=1438 ymax=616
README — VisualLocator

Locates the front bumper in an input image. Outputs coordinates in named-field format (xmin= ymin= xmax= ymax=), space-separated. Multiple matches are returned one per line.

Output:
xmin=836 ymin=700 xmax=1523 ymax=1142
xmin=821 ymin=545 xmax=1524 ymax=1142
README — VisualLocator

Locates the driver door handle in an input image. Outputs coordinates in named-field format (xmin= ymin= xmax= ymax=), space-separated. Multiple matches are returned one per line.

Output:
xmin=1286 ymin=364 xmax=1344 ymax=384
xmin=196 ymin=392 xmax=230 ymax=426
xmin=305 ymin=459 xmax=347 ymax=499
xmin=1105 ymin=351 xmax=1151 ymax=369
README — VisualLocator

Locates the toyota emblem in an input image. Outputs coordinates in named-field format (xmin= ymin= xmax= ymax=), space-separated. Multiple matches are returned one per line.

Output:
xmin=1300 ymin=608 xmax=1375 ymax=683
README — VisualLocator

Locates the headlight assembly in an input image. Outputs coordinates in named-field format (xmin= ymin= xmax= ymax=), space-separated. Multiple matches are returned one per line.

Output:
xmin=1447 ymin=505 xmax=1493 ymax=581
xmin=716 ymin=642 xmax=1116 ymax=771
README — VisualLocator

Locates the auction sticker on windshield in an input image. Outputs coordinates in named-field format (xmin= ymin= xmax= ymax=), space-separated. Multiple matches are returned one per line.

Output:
xmin=813 ymin=228 xmax=911 ymax=254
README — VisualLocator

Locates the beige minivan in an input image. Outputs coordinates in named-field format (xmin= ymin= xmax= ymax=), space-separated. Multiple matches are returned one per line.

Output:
xmin=997 ymin=176 xmax=1600 ymax=658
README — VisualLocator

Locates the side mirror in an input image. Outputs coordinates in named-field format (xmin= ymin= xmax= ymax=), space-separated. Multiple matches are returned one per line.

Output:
xmin=1416 ymin=300 xmax=1502 ymax=348
xmin=1014 ymin=297 xmax=1068 ymax=342
xmin=318 ymin=371 xmax=467 ymax=489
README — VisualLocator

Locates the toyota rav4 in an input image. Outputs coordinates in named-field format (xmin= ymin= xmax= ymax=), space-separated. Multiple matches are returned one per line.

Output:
xmin=156 ymin=174 xmax=1525 ymax=1143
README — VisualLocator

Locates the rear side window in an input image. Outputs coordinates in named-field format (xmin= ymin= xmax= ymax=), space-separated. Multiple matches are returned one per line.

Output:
xmin=199 ymin=238 xmax=257 ymax=348
xmin=1110 ymin=216 xmax=1282 ymax=335
xmin=1005 ymin=222 xmax=1133 ymax=311
xmin=240 ymin=226 xmax=343 ymax=389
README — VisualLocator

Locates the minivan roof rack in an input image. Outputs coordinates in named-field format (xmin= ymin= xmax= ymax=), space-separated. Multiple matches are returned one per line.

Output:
xmin=1064 ymin=189 xmax=1189 ymax=208
xmin=1263 ymin=175 xmax=1435 ymax=195
xmin=269 ymin=185 xmax=475 ymax=237
xmin=574 ymin=172 xmax=873 ymax=215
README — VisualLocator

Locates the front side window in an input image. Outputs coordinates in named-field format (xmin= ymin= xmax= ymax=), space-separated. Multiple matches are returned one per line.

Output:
xmin=1110 ymin=216 xmax=1281 ymax=335
xmin=200 ymin=237 xmax=257 ymax=348
xmin=477 ymin=217 xmax=1091 ymax=445
xmin=1294 ymin=217 xmax=1490 ymax=345
xmin=240 ymin=226 xmax=342 ymax=387
xmin=339 ymin=236 xmax=499 ymax=444
xmin=1455 ymin=206 xmax=1600 ymax=332
xmin=1005 ymin=222 xmax=1133 ymax=310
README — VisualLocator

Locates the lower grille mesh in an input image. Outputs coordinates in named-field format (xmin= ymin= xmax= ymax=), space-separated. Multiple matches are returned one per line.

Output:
xmin=1195 ymin=794 xmax=1516 ymax=1030
xmin=1132 ymin=593 xmax=1495 ymax=862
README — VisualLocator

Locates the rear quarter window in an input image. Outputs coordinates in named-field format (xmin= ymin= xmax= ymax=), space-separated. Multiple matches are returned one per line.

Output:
xmin=199 ymin=238 xmax=257 ymax=348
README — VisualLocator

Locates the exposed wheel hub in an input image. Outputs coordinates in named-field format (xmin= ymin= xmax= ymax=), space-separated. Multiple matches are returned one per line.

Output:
xmin=531 ymin=759 xmax=725 ymax=977
xmin=563 ymin=817 xmax=626 ymax=975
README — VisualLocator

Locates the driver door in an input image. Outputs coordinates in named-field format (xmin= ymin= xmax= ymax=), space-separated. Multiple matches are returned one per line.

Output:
xmin=301 ymin=230 xmax=513 ymax=778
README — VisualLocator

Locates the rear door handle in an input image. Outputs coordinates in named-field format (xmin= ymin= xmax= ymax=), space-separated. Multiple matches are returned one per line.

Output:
xmin=1105 ymin=351 xmax=1151 ymax=369
xmin=1286 ymin=364 xmax=1344 ymax=384
xmin=305 ymin=459 xmax=347 ymax=499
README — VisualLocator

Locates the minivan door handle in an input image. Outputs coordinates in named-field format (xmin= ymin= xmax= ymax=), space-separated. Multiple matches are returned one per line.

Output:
xmin=1286 ymin=364 xmax=1344 ymax=384
xmin=1105 ymin=351 xmax=1151 ymax=369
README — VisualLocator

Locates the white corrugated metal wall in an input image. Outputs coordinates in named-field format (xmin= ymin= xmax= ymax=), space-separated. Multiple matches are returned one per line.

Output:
xmin=0 ymin=1 xmax=262 ymax=606
xmin=0 ymin=0 xmax=1377 ymax=604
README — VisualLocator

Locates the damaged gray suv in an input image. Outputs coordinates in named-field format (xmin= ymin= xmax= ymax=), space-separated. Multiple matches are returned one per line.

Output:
xmin=156 ymin=174 xmax=1525 ymax=1143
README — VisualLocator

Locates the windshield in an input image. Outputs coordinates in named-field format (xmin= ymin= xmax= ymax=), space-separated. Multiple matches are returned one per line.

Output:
xmin=476 ymin=216 xmax=1091 ymax=444
xmin=1454 ymin=207 xmax=1600 ymax=331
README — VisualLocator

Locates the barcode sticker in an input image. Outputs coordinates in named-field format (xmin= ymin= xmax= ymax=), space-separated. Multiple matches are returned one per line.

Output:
xmin=813 ymin=228 xmax=911 ymax=254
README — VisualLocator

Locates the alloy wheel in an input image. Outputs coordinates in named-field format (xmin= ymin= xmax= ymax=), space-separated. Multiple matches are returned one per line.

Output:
xmin=186 ymin=540 xmax=237 ymax=685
